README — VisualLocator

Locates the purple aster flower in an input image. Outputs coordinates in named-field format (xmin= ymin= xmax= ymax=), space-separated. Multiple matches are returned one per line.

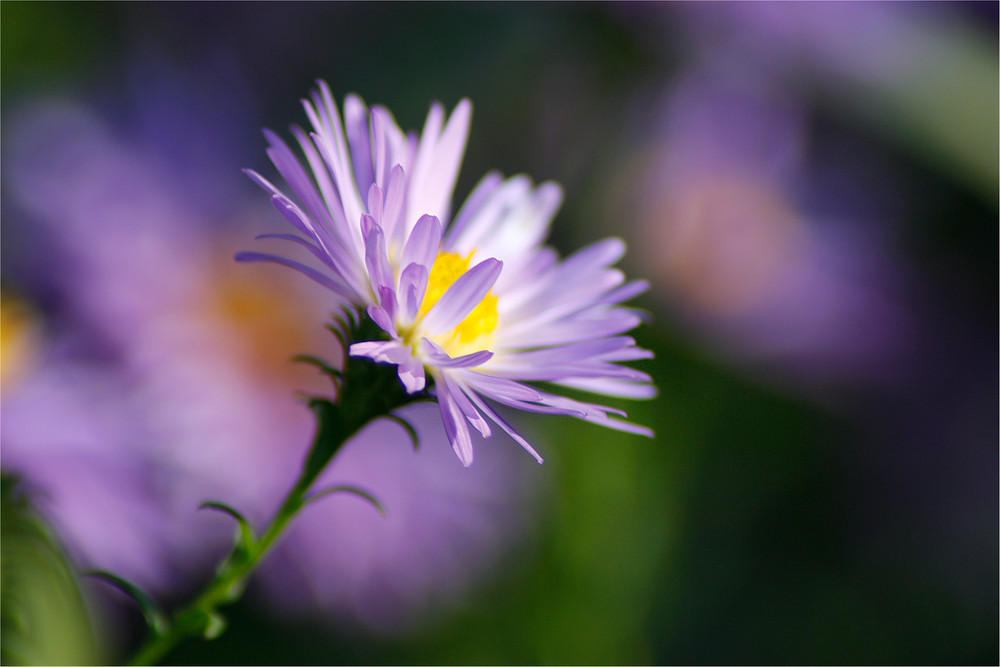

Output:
xmin=241 ymin=81 xmax=654 ymax=466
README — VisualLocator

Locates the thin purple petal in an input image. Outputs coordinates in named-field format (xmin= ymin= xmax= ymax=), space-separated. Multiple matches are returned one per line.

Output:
xmin=420 ymin=258 xmax=502 ymax=337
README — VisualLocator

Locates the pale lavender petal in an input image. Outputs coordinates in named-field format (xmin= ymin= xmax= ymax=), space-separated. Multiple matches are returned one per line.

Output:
xmin=397 ymin=356 xmax=426 ymax=394
xmin=458 ymin=374 xmax=543 ymax=402
xmin=475 ymin=181 xmax=563 ymax=273
xmin=459 ymin=384 xmax=544 ymax=464
xmin=498 ymin=311 xmax=643 ymax=349
xmin=447 ymin=176 xmax=532 ymax=254
xmin=409 ymin=99 xmax=472 ymax=226
xmin=594 ymin=279 xmax=650 ymax=308
xmin=487 ymin=361 xmax=651 ymax=383
xmin=440 ymin=374 xmax=490 ymax=438
xmin=308 ymin=82 xmax=354 ymax=200
xmin=367 ymin=183 xmax=384 ymax=227
xmin=344 ymin=94 xmax=375 ymax=197
xmin=253 ymin=233 xmax=338 ymax=271
xmin=289 ymin=125 xmax=347 ymax=232
xmin=382 ymin=165 xmax=408 ymax=251
xmin=459 ymin=373 xmax=586 ymax=417
xmin=436 ymin=383 xmax=474 ymax=466
xmin=446 ymin=171 xmax=504 ymax=247
xmin=363 ymin=218 xmax=394 ymax=298
xmin=400 ymin=215 xmax=442 ymax=276
xmin=399 ymin=263 xmax=429 ymax=322
xmin=600 ymin=345 xmax=655 ymax=362
xmin=266 ymin=192 xmax=366 ymax=294
xmin=407 ymin=102 xmax=445 ymax=220
xmin=350 ymin=339 xmax=425 ymax=393
xmin=504 ymin=267 xmax=625 ymax=325
xmin=311 ymin=129 xmax=364 ymax=242
xmin=466 ymin=389 xmax=587 ymax=418
xmin=367 ymin=303 xmax=398 ymax=339
xmin=559 ymin=237 xmax=627 ymax=276
xmin=246 ymin=167 xmax=335 ymax=252
xmin=580 ymin=413 xmax=655 ymax=438
xmin=420 ymin=339 xmax=494 ymax=368
xmin=496 ymin=336 xmax=639 ymax=366
xmin=370 ymin=106 xmax=408 ymax=190
xmin=349 ymin=340 xmax=397 ymax=360
xmin=261 ymin=128 xmax=343 ymax=234
xmin=556 ymin=377 xmax=659 ymax=399
xmin=420 ymin=258 xmax=502 ymax=337
xmin=234 ymin=252 xmax=352 ymax=298
xmin=377 ymin=285 xmax=397 ymax=322
xmin=371 ymin=106 xmax=389 ymax=188
xmin=304 ymin=83 xmax=360 ymax=219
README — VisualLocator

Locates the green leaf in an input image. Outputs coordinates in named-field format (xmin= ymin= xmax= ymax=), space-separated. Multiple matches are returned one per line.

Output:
xmin=384 ymin=414 xmax=421 ymax=450
xmin=86 ymin=571 xmax=168 ymax=636
xmin=325 ymin=323 xmax=349 ymax=355
xmin=304 ymin=484 xmax=387 ymax=516
xmin=291 ymin=354 xmax=344 ymax=380
xmin=198 ymin=501 xmax=257 ymax=554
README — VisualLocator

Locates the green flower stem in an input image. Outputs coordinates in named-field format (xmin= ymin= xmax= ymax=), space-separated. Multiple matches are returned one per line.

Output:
xmin=126 ymin=347 xmax=429 ymax=666
xmin=126 ymin=473 xmax=311 ymax=666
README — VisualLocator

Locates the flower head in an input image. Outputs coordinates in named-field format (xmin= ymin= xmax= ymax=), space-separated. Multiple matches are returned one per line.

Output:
xmin=241 ymin=81 xmax=655 ymax=466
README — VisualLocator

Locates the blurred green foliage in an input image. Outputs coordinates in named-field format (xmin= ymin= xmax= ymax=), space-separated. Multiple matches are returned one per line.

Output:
xmin=1 ymin=474 xmax=98 ymax=665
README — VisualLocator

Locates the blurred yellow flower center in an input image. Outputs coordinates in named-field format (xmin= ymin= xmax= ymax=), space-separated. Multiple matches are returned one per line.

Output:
xmin=0 ymin=292 xmax=41 ymax=392
xmin=415 ymin=251 xmax=498 ymax=356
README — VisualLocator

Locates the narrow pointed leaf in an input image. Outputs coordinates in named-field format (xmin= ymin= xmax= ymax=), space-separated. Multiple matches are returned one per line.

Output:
xmin=384 ymin=414 xmax=420 ymax=450
xmin=198 ymin=501 xmax=257 ymax=553
xmin=291 ymin=354 xmax=344 ymax=380
xmin=305 ymin=484 xmax=387 ymax=516
xmin=86 ymin=570 xmax=168 ymax=635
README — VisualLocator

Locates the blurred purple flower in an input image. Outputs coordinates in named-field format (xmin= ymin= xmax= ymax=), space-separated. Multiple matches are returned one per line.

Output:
xmin=629 ymin=76 xmax=911 ymax=386
xmin=1 ymin=80 xmax=541 ymax=631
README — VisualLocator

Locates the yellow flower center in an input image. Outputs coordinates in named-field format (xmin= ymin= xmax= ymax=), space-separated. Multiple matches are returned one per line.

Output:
xmin=415 ymin=251 xmax=499 ymax=357
xmin=0 ymin=291 xmax=42 ymax=392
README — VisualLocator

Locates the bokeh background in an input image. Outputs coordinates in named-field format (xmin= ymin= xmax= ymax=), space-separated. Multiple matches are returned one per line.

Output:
xmin=1 ymin=2 xmax=997 ymax=664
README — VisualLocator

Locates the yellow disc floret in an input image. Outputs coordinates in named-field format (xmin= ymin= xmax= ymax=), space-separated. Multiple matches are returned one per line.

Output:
xmin=416 ymin=251 xmax=499 ymax=357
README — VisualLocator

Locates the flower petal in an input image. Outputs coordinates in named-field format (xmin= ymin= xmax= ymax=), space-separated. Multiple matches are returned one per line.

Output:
xmin=344 ymin=93 xmax=375 ymax=198
xmin=350 ymin=340 xmax=425 ymax=393
xmin=420 ymin=258 xmax=502 ymax=337
xmin=420 ymin=339 xmax=494 ymax=368
xmin=440 ymin=374 xmax=490 ymax=439
xmin=234 ymin=251 xmax=352 ymax=298
xmin=362 ymin=217 xmax=394 ymax=300
xmin=399 ymin=262 xmax=429 ymax=322
xmin=436 ymin=381 xmax=474 ymax=466
xmin=459 ymin=382 xmax=544 ymax=464
xmin=400 ymin=214 xmax=442 ymax=277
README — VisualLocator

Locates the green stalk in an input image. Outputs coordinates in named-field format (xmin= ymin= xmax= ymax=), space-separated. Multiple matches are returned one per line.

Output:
xmin=126 ymin=345 xmax=429 ymax=665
